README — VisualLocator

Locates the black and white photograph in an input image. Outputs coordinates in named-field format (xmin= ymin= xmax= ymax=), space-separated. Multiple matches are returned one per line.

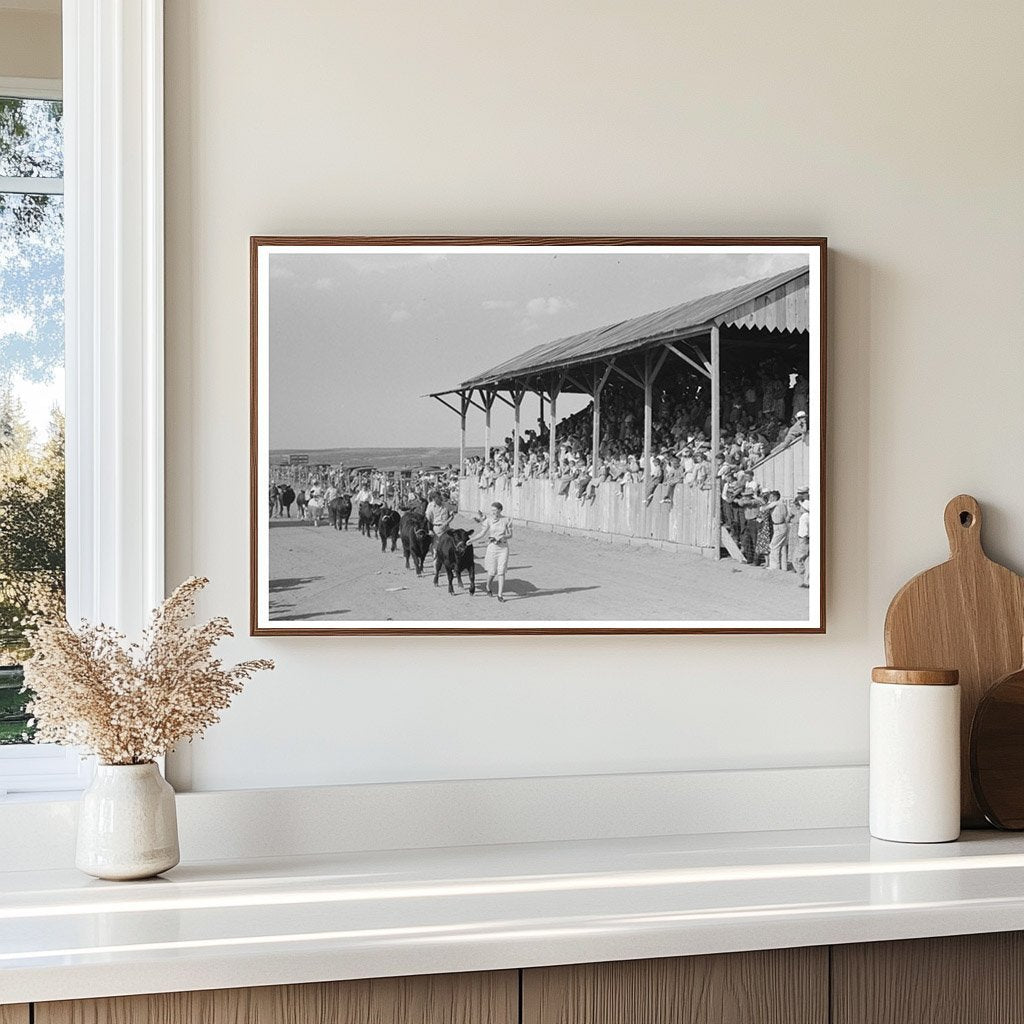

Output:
xmin=251 ymin=238 xmax=825 ymax=634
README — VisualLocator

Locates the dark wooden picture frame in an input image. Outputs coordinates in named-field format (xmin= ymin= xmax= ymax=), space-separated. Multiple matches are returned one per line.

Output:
xmin=251 ymin=236 xmax=827 ymax=636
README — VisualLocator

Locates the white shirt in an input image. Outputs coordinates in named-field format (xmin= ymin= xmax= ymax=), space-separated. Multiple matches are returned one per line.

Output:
xmin=474 ymin=516 xmax=513 ymax=545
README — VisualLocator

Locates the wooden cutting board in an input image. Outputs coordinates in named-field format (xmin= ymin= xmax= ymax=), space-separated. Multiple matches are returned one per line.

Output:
xmin=884 ymin=494 xmax=1024 ymax=826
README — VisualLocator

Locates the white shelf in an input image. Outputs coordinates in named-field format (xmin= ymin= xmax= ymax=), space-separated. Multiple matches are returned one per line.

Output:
xmin=4 ymin=826 xmax=1024 ymax=1004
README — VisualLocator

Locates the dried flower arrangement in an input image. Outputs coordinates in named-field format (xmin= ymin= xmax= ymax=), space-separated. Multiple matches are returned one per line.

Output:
xmin=23 ymin=577 xmax=273 ymax=765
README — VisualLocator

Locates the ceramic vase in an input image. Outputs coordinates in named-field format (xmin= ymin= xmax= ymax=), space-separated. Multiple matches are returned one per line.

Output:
xmin=76 ymin=762 xmax=180 ymax=880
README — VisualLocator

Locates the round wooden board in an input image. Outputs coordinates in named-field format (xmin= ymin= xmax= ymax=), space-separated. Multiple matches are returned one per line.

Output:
xmin=971 ymin=664 xmax=1024 ymax=829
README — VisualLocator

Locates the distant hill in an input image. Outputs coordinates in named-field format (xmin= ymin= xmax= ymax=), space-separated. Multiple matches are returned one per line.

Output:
xmin=270 ymin=446 xmax=463 ymax=471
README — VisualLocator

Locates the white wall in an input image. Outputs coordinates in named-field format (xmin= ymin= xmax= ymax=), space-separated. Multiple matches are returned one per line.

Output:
xmin=163 ymin=1 xmax=1024 ymax=792
xmin=0 ymin=7 xmax=61 ymax=81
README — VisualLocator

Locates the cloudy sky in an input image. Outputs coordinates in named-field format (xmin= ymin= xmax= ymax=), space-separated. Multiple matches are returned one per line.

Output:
xmin=267 ymin=248 xmax=808 ymax=450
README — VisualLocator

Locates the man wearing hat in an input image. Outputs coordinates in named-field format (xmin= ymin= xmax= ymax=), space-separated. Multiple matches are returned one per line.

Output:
xmin=737 ymin=480 xmax=762 ymax=563
xmin=794 ymin=495 xmax=812 ymax=588
xmin=425 ymin=489 xmax=458 ymax=573
xmin=787 ymin=486 xmax=810 ymax=573
xmin=720 ymin=467 xmax=744 ymax=541
xmin=783 ymin=410 xmax=808 ymax=446
xmin=768 ymin=488 xmax=790 ymax=570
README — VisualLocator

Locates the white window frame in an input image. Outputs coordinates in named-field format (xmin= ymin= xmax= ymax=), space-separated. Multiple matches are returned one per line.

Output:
xmin=0 ymin=76 xmax=64 ymax=193
xmin=0 ymin=0 xmax=165 ymax=797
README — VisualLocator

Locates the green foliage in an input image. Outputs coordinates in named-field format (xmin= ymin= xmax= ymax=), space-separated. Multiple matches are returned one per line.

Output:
xmin=0 ymin=398 xmax=64 ymax=743
xmin=0 ymin=96 xmax=66 ymax=742
xmin=0 ymin=665 xmax=31 ymax=743
xmin=0 ymin=394 xmax=65 ymax=733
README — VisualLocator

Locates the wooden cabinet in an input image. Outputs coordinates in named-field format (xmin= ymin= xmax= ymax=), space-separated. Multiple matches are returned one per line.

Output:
xmin=14 ymin=933 xmax=1024 ymax=1024
xmin=832 ymin=932 xmax=1024 ymax=1024
xmin=34 ymin=972 xmax=517 ymax=1024
xmin=522 ymin=948 xmax=828 ymax=1024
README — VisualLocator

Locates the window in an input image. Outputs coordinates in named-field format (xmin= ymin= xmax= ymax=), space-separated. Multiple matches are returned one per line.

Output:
xmin=0 ymin=80 xmax=81 ymax=795
xmin=0 ymin=6 xmax=166 ymax=798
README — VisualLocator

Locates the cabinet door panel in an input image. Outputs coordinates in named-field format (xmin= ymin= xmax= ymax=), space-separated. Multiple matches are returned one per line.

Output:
xmin=832 ymin=932 xmax=1024 ymax=1024
xmin=0 ymin=1007 xmax=29 ymax=1024
xmin=36 ymin=971 xmax=517 ymax=1024
xmin=523 ymin=948 xmax=827 ymax=1024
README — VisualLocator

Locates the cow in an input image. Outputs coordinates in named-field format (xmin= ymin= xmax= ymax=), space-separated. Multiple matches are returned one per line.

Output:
xmin=433 ymin=529 xmax=476 ymax=596
xmin=358 ymin=501 xmax=382 ymax=537
xmin=328 ymin=494 xmax=352 ymax=530
xmin=399 ymin=510 xmax=433 ymax=575
xmin=378 ymin=507 xmax=401 ymax=552
xmin=278 ymin=485 xmax=295 ymax=518
xmin=269 ymin=484 xmax=281 ymax=517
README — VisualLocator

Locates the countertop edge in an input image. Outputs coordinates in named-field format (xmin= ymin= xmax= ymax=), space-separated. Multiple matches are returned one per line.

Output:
xmin=9 ymin=901 xmax=1024 ymax=1005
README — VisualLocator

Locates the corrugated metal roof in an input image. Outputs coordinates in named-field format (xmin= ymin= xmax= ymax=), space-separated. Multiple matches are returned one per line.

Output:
xmin=457 ymin=266 xmax=809 ymax=390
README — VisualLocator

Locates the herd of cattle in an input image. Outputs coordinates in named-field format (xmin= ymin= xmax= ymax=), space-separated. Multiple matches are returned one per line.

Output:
xmin=270 ymin=485 xmax=476 ymax=596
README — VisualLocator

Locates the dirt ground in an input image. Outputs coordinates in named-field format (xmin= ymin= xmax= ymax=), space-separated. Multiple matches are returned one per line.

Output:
xmin=267 ymin=513 xmax=809 ymax=624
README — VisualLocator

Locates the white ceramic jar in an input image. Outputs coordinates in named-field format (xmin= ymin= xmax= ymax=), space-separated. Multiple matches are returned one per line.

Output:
xmin=870 ymin=667 xmax=961 ymax=843
xmin=76 ymin=762 xmax=180 ymax=880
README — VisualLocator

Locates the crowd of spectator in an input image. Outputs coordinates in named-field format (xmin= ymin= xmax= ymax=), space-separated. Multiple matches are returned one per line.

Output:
xmin=271 ymin=465 xmax=463 ymax=517
xmin=459 ymin=359 xmax=811 ymax=578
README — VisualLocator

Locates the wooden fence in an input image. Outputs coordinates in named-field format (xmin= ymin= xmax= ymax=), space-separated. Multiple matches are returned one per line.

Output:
xmin=751 ymin=439 xmax=810 ymax=497
xmin=458 ymin=476 xmax=717 ymax=553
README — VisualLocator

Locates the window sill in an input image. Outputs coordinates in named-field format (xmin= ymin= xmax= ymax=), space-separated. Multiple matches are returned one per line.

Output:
xmin=0 ymin=789 xmax=85 ymax=804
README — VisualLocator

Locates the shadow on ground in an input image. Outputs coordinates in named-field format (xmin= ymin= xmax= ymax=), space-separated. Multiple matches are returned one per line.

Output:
xmin=270 ymin=576 xmax=324 ymax=593
xmin=500 ymin=580 xmax=600 ymax=600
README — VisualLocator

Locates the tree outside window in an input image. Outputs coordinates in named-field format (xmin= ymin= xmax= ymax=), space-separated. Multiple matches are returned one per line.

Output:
xmin=0 ymin=95 xmax=65 ymax=744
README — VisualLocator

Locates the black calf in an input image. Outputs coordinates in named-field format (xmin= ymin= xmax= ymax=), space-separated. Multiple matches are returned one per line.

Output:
xmin=399 ymin=511 xmax=433 ymax=575
xmin=433 ymin=529 xmax=476 ymax=596
xmin=378 ymin=508 xmax=401 ymax=551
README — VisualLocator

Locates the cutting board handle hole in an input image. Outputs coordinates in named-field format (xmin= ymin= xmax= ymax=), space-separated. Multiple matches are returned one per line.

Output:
xmin=960 ymin=511 xmax=974 ymax=527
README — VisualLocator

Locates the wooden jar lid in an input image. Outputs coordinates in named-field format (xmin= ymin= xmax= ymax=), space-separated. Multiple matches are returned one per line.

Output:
xmin=871 ymin=667 xmax=960 ymax=686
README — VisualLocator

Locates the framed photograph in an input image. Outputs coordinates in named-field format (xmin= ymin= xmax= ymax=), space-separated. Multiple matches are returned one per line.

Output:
xmin=251 ymin=236 xmax=826 ymax=635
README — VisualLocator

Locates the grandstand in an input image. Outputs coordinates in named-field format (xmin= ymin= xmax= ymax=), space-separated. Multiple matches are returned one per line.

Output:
xmin=429 ymin=267 xmax=815 ymax=557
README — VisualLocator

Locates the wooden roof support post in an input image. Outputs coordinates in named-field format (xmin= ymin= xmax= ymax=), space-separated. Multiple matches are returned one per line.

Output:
xmin=481 ymin=388 xmax=497 ymax=463
xmin=512 ymin=387 xmax=525 ymax=489
xmin=642 ymin=351 xmax=653 ymax=534
xmin=592 ymin=362 xmax=613 ymax=479
xmin=709 ymin=325 xmax=722 ymax=558
xmin=664 ymin=341 xmax=712 ymax=381
xmin=641 ymin=349 xmax=669 ymax=535
xmin=459 ymin=391 xmax=470 ymax=478
xmin=548 ymin=374 xmax=561 ymax=478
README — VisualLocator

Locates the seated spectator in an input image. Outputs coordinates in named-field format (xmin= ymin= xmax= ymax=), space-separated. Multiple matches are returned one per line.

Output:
xmin=783 ymin=410 xmax=808 ymax=445
xmin=644 ymin=456 xmax=666 ymax=505
xmin=586 ymin=462 xmax=610 ymax=501
xmin=575 ymin=466 xmax=592 ymax=501
xmin=660 ymin=456 xmax=684 ymax=505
